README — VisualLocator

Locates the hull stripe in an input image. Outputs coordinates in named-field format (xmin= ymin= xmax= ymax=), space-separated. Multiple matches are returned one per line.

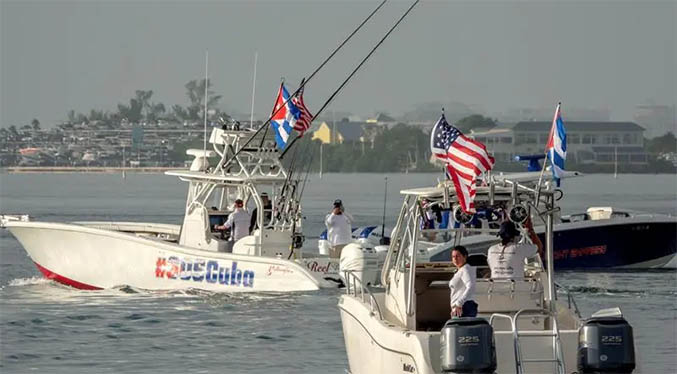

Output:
xmin=34 ymin=262 xmax=101 ymax=290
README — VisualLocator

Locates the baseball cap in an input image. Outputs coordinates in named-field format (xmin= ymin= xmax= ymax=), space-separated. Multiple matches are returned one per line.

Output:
xmin=333 ymin=199 xmax=343 ymax=206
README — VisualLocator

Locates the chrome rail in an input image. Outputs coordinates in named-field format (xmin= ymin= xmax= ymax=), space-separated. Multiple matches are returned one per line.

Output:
xmin=490 ymin=308 xmax=566 ymax=374
xmin=343 ymin=270 xmax=383 ymax=320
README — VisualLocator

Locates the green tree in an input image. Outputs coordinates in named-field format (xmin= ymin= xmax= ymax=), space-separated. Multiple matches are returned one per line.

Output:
xmin=31 ymin=118 xmax=40 ymax=131
xmin=8 ymin=125 xmax=18 ymax=139
xmin=455 ymin=114 xmax=497 ymax=133
xmin=646 ymin=132 xmax=677 ymax=154
xmin=184 ymin=79 xmax=222 ymax=120
xmin=171 ymin=104 xmax=189 ymax=121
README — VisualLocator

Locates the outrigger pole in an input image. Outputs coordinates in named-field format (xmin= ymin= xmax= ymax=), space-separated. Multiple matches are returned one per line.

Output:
xmin=203 ymin=50 xmax=209 ymax=163
xmin=280 ymin=0 xmax=421 ymax=159
xmin=220 ymin=0 xmax=389 ymax=170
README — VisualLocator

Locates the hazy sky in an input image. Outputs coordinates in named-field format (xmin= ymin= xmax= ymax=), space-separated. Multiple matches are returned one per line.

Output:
xmin=1 ymin=0 xmax=675 ymax=127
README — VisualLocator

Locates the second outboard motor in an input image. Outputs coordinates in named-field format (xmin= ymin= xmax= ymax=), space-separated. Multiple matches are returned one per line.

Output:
xmin=440 ymin=318 xmax=496 ymax=373
xmin=578 ymin=316 xmax=636 ymax=373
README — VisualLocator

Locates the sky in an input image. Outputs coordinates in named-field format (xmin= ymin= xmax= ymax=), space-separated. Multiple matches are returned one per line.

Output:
xmin=1 ymin=0 xmax=675 ymax=128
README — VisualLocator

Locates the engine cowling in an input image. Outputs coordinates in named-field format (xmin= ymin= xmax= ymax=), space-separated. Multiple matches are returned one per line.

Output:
xmin=339 ymin=243 xmax=381 ymax=287
xmin=578 ymin=316 xmax=636 ymax=373
xmin=440 ymin=318 xmax=496 ymax=373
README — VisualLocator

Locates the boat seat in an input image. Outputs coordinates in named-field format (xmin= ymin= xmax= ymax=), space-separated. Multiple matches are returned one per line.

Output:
xmin=413 ymin=271 xmax=544 ymax=331
xmin=475 ymin=278 xmax=544 ymax=314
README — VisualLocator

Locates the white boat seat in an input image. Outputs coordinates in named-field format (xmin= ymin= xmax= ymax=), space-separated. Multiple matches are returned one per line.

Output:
xmin=475 ymin=278 xmax=544 ymax=314
xmin=413 ymin=273 xmax=544 ymax=331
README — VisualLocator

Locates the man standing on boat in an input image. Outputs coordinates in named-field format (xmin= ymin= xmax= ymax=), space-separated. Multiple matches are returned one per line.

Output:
xmin=249 ymin=192 xmax=272 ymax=233
xmin=487 ymin=218 xmax=543 ymax=280
xmin=216 ymin=199 xmax=251 ymax=242
xmin=325 ymin=199 xmax=353 ymax=258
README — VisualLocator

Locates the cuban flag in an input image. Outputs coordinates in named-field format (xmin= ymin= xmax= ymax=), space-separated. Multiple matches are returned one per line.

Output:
xmin=545 ymin=103 xmax=567 ymax=186
xmin=270 ymin=83 xmax=302 ymax=149
xmin=431 ymin=113 xmax=495 ymax=213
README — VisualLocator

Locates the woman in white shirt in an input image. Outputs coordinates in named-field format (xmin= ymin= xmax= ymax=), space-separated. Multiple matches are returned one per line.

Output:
xmin=449 ymin=246 xmax=478 ymax=318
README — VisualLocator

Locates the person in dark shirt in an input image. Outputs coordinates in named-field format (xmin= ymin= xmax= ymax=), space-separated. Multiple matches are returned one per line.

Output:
xmin=249 ymin=192 xmax=272 ymax=233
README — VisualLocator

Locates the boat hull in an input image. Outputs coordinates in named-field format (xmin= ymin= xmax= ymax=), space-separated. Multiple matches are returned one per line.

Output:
xmin=547 ymin=218 xmax=676 ymax=269
xmin=6 ymin=221 xmax=329 ymax=292
xmin=339 ymin=295 xmax=580 ymax=374
xmin=429 ymin=216 xmax=677 ymax=269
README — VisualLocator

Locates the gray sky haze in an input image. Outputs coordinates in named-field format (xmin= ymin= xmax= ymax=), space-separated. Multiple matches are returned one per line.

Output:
xmin=1 ymin=0 xmax=675 ymax=127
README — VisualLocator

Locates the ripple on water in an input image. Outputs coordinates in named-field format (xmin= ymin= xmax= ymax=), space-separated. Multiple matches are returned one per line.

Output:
xmin=66 ymin=314 xmax=103 ymax=321
xmin=124 ymin=313 xmax=146 ymax=320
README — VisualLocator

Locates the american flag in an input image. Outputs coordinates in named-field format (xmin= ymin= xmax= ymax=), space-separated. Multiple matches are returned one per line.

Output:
xmin=291 ymin=78 xmax=313 ymax=136
xmin=430 ymin=114 xmax=495 ymax=213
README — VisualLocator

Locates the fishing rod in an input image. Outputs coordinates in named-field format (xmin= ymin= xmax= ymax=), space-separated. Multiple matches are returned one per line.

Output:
xmin=221 ymin=0 xmax=389 ymax=170
xmin=279 ymin=0 xmax=421 ymax=159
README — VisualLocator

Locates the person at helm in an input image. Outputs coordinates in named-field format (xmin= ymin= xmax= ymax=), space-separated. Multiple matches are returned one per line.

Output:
xmin=487 ymin=218 xmax=543 ymax=280
xmin=216 ymin=199 xmax=251 ymax=242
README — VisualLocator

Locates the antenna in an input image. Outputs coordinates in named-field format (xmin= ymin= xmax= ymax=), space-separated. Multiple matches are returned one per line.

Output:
xmin=203 ymin=50 xmax=209 ymax=165
xmin=250 ymin=52 xmax=258 ymax=129
xmin=381 ymin=176 xmax=388 ymax=242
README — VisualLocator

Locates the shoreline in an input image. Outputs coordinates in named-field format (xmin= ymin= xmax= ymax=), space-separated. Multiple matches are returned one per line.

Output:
xmin=2 ymin=166 xmax=181 ymax=174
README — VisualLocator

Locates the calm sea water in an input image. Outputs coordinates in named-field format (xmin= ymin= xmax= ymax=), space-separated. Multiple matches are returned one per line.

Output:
xmin=0 ymin=173 xmax=675 ymax=373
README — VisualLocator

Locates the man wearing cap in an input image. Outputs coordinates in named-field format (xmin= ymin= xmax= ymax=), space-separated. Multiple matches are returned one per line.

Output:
xmin=487 ymin=218 xmax=543 ymax=280
xmin=249 ymin=193 xmax=272 ymax=233
xmin=324 ymin=199 xmax=354 ymax=258
xmin=216 ymin=199 xmax=251 ymax=242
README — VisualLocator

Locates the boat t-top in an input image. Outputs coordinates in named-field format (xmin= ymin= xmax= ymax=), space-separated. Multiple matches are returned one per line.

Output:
xmin=338 ymin=175 xmax=637 ymax=373
xmin=1 ymin=126 xmax=346 ymax=292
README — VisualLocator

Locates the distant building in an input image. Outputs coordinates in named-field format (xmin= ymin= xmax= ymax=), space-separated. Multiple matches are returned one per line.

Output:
xmin=311 ymin=118 xmax=377 ymax=144
xmin=471 ymin=121 xmax=648 ymax=165
xmin=366 ymin=113 xmax=398 ymax=128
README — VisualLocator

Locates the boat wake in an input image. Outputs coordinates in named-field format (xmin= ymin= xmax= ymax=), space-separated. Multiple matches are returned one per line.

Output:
xmin=7 ymin=276 xmax=52 ymax=287
xmin=565 ymin=286 xmax=677 ymax=296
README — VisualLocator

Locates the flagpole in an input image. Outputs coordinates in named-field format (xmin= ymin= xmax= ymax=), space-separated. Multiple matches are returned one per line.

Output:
xmin=535 ymin=102 xmax=561 ymax=206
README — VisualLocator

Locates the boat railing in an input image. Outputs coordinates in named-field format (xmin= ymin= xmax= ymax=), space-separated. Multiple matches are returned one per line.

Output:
xmin=343 ymin=270 xmax=383 ymax=320
xmin=490 ymin=308 xmax=566 ymax=374
xmin=554 ymin=282 xmax=581 ymax=318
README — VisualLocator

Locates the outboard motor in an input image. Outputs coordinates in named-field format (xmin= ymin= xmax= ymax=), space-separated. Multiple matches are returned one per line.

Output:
xmin=339 ymin=243 xmax=380 ymax=287
xmin=578 ymin=316 xmax=636 ymax=373
xmin=440 ymin=318 xmax=496 ymax=373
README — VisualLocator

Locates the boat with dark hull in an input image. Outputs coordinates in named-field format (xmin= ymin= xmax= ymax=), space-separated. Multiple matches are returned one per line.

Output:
xmin=548 ymin=208 xmax=676 ymax=269
xmin=426 ymin=206 xmax=676 ymax=269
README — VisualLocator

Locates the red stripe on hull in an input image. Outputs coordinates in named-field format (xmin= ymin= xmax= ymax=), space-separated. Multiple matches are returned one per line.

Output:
xmin=33 ymin=262 xmax=101 ymax=290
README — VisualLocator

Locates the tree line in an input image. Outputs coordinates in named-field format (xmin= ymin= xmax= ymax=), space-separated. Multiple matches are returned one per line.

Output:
xmin=64 ymin=79 xmax=227 ymax=126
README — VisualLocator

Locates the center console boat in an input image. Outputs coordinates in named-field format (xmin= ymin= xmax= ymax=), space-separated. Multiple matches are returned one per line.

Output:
xmin=338 ymin=176 xmax=638 ymax=373
xmin=1 ymin=127 xmax=350 ymax=292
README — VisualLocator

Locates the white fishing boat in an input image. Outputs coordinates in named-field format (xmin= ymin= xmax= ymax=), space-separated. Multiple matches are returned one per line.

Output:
xmin=338 ymin=176 xmax=637 ymax=373
xmin=1 ymin=127 xmax=346 ymax=292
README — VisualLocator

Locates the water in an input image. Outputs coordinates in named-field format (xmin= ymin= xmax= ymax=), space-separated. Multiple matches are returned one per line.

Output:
xmin=1 ymin=173 xmax=675 ymax=373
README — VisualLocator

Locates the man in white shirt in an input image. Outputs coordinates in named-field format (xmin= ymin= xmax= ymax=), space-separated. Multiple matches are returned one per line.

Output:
xmin=216 ymin=199 xmax=251 ymax=242
xmin=325 ymin=199 xmax=353 ymax=258
xmin=487 ymin=218 xmax=543 ymax=280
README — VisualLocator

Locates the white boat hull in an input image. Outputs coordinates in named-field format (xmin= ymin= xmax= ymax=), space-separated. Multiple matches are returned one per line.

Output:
xmin=339 ymin=295 xmax=580 ymax=374
xmin=7 ymin=221 xmax=335 ymax=292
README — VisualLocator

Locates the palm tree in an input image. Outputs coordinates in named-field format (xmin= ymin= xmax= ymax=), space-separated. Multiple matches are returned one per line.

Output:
xmin=31 ymin=118 xmax=41 ymax=131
